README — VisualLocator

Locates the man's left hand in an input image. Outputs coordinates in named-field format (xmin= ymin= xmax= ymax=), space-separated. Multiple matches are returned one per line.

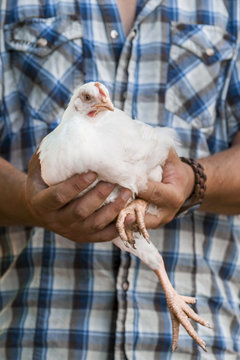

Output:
xmin=136 ymin=150 xmax=195 ymax=229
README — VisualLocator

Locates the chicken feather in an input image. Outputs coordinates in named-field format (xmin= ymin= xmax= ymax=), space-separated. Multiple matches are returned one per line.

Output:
xmin=38 ymin=82 xmax=212 ymax=352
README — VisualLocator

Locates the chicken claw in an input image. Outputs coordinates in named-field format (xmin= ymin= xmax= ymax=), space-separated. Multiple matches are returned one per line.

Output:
xmin=154 ymin=264 xmax=213 ymax=352
xmin=169 ymin=292 xmax=211 ymax=352
xmin=116 ymin=199 xmax=150 ymax=248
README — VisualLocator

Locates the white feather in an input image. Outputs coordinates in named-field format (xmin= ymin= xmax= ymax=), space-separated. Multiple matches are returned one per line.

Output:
xmin=38 ymin=82 xmax=177 ymax=268
xmin=39 ymin=105 xmax=176 ymax=194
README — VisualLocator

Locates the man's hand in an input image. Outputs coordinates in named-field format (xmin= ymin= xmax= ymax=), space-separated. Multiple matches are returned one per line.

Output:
xmin=128 ymin=130 xmax=240 ymax=230
xmin=25 ymin=152 xmax=132 ymax=243
xmin=131 ymin=150 xmax=195 ymax=229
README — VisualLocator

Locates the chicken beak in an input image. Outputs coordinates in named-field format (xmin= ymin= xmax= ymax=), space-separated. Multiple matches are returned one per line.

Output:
xmin=92 ymin=98 xmax=114 ymax=113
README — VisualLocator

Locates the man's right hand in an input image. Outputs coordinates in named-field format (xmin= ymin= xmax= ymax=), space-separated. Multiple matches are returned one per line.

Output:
xmin=25 ymin=152 xmax=132 ymax=243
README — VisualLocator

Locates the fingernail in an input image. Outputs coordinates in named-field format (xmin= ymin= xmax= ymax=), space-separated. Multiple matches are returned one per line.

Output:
xmin=121 ymin=189 xmax=131 ymax=201
xmin=85 ymin=172 xmax=97 ymax=182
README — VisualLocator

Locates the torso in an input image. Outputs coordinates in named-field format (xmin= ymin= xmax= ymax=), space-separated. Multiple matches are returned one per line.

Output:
xmin=116 ymin=0 xmax=137 ymax=35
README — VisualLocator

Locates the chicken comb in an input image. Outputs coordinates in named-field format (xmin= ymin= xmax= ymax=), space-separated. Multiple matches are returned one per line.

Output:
xmin=94 ymin=82 xmax=106 ymax=97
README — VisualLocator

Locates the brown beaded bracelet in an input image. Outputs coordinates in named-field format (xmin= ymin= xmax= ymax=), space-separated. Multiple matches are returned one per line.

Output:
xmin=176 ymin=157 xmax=207 ymax=216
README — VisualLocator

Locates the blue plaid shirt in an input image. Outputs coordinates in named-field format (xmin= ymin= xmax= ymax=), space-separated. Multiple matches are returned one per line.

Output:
xmin=1 ymin=1 xmax=240 ymax=359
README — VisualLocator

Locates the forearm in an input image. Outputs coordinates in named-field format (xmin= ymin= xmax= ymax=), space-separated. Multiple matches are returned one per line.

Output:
xmin=0 ymin=158 xmax=37 ymax=226
xmin=199 ymin=132 xmax=240 ymax=215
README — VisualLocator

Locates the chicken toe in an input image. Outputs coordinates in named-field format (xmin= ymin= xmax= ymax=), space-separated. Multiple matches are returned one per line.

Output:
xmin=116 ymin=199 xmax=149 ymax=248
xmin=154 ymin=263 xmax=212 ymax=352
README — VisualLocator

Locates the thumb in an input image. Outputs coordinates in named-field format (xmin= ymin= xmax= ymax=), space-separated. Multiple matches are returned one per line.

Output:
xmin=138 ymin=181 xmax=183 ymax=210
xmin=138 ymin=181 xmax=172 ymax=206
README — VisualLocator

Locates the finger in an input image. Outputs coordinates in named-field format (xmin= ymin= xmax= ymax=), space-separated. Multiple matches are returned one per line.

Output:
xmin=60 ymin=181 xmax=116 ymax=222
xmin=68 ymin=223 xmax=119 ymax=244
xmin=138 ymin=181 xmax=173 ymax=206
xmin=31 ymin=172 xmax=97 ymax=212
xmin=144 ymin=213 xmax=163 ymax=229
xmin=83 ymin=188 xmax=132 ymax=233
xmin=124 ymin=214 xmax=136 ymax=228
xmin=88 ymin=223 xmax=119 ymax=243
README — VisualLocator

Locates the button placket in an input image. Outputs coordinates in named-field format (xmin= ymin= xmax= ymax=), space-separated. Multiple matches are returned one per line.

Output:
xmin=129 ymin=28 xmax=137 ymax=39
xmin=37 ymin=37 xmax=48 ymax=47
xmin=205 ymin=47 xmax=214 ymax=57
xmin=122 ymin=280 xmax=129 ymax=291
xmin=110 ymin=29 xmax=119 ymax=39
xmin=114 ymin=252 xmax=131 ymax=358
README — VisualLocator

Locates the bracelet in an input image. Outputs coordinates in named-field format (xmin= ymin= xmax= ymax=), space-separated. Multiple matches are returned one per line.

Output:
xmin=176 ymin=157 xmax=207 ymax=216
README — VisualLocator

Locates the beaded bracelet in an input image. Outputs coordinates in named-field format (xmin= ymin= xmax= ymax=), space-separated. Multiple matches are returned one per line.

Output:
xmin=176 ymin=157 xmax=207 ymax=216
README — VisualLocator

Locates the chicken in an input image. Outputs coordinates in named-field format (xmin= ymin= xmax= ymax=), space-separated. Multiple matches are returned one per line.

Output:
xmin=38 ymin=81 xmax=212 ymax=352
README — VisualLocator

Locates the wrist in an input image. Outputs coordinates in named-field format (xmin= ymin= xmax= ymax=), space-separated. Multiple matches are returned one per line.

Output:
xmin=176 ymin=158 xmax=207 ymax=216
xmin=0 ymin=159 xmax=42 ymax=227
xmin=13 ymin=175 xmax=41 ymax=227
xmin=181 ymin=161 xmax=195 ymax=200
xmin=24 ymin=180 xmax=44 ymax=227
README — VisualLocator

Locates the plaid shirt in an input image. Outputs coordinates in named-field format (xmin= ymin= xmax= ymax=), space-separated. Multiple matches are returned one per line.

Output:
xmin=1 ymin=0 xmax=240 ymax=359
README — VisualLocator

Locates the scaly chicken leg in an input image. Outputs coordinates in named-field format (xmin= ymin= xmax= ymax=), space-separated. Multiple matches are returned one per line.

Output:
xmin=115 ymin=201 xmax=212 ymax=352
xmin=154 ymin=256 xmax=212 ymax=352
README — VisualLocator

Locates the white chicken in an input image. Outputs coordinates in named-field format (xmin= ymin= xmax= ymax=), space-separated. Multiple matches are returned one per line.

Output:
xmin=38 ymin=81 xmax=212 ymax=352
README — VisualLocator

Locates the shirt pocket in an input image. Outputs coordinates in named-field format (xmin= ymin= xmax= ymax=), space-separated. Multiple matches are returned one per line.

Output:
xmin=165 ymin=22 xmax=236 ymax=129
xmin=4 ymin=16 xmax=83 ymax=122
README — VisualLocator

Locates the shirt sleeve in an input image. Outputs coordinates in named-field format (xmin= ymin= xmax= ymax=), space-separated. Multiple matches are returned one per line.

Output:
xmin=0 ymin=55 xmax=3 ymax=141
xmin=226 ymin=44 xmax=240 ymax=144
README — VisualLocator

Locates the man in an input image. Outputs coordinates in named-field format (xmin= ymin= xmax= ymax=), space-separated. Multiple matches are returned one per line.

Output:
xmin=0 ymin=0 xmax=239 ymax=358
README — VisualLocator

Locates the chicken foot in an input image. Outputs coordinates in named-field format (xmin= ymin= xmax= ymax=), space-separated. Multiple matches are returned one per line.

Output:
xmin=116 ymin=199 xmax=150 ymax=248
xmin=112 ymin=234 xmax=212 ymax=351
xmin=154 ymin=255 xmax=212 ymax=352
xmin=115 ymin=200 xmax=212 ymax=351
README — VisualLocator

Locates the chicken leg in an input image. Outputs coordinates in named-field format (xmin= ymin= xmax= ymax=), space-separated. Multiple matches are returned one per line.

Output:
xmin=154 ymin=256 xmax=212 ymax=352
xmin=114 ymin=201 xmax=212 ymax=352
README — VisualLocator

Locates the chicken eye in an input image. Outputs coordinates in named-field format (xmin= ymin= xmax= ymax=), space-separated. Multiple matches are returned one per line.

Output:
xmin=85 ymin=94 xmax=92 ymax=101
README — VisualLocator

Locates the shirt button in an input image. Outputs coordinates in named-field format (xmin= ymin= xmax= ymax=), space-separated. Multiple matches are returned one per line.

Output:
xmin=37 ymin=37 xmax=48 ymax=47
xmin=110 ymin=29 xmax=119 ymax=39
xmin=122 ymin=280 xmax=129 ymax=291
xmin=205 ymin=47 xmax=214 ymax=57
xmin=130 ymin=29 xmax=137 ymax=39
